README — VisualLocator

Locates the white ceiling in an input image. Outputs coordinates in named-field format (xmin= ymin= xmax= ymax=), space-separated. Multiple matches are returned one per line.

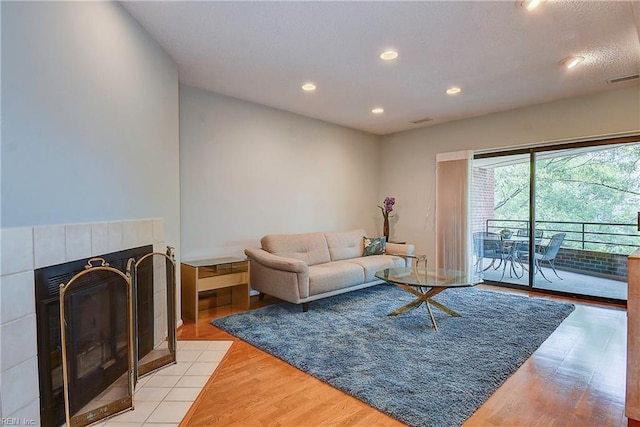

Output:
xmin=122 ymin=0 xmax=640 ymax=136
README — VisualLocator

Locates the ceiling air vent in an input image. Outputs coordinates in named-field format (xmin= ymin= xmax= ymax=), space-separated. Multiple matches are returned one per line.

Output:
xmin=607 ymin=74 xmax=639 ymax=84
xmin=411 ymin=117 xmax=433 ymax=124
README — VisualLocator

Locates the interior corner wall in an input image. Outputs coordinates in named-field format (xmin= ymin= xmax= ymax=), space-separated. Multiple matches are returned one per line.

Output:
xmin=379 ymin=85 xmax=640 ymax=260
xmin=1 ymin=1 xmax=180 ymax=258
xmin=179 ymin=85 xmax=381 ymax=259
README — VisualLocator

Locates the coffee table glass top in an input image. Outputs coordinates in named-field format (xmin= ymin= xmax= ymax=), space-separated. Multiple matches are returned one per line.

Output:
xmin=375 ymin=267 xmax=473 ymax=288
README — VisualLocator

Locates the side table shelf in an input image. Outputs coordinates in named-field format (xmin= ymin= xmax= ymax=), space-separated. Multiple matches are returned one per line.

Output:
xmin=181 ymin=257 xmax=249 ymax=323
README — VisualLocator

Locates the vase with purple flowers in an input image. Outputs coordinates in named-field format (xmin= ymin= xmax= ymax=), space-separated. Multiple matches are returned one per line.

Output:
xmin=378 ymin=196 xmax=395 ymax=242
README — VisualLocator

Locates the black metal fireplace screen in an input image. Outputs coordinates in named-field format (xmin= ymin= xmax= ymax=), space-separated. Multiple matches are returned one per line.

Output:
xmin=128 ymin=250 xmax=177 ymax=379
xmin=35 ymin=246 xmax=177 ymax=427
xmin=59 ymin=259 xmax=134 ymax=427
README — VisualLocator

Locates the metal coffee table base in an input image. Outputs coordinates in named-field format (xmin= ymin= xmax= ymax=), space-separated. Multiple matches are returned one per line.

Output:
xmin=388 ymin=284 xmax=461 ymax=331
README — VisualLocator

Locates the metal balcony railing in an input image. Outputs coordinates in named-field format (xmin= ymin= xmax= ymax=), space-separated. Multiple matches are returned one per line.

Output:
xmin=484 ymin=219 xmax=640 ymax=254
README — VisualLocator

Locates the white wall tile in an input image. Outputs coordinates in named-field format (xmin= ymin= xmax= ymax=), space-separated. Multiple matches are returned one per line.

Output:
xmin=154 ymin=313 xmax=167 ymax=347
xmin=33 ymin=225 xmax=66 ymax=269
xmin=65 ymin=223 xmax=92 ymax=262
xmin=1 ymin=272 xmax=35 ymax=324
xmin=6 ymin=397 xmax=40 ymax=426
xmin=154 ymin=268 xmax=167 ymax=294
xmin=154 ymin=289 xmax=167 ymax=320
xmin=91 ymin=223 xmax=109 ymax=256
xmin=153 ymin=251 xmax=165 ymax=270
xmin=140 ymin=220 xmax=154 ymax=245
xmin=153 ymin=242 xmax=167 ymax=254
xmin=108 ymin=222 xmax=125 ymax=253
xmin=1 ymin=315 xmax=37 ymax=372
xmin=1 ymin=227 xmax=34 ymax=275
xmin=0 ymin=357 xmax=39 ymax=416
xmin=152 ymin=219 xmax=164 ymax=243
xmin=123 ymin=220 xmax=141 ymax=250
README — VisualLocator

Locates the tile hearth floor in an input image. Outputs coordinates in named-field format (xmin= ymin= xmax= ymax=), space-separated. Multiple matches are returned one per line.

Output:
xmin=94 ymin=340 xmax=232 ymax=426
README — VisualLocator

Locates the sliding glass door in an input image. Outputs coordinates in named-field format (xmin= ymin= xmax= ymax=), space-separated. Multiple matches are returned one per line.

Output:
xmin=472 ymin=137 xmax=640 ymax=303
xmin=532 ymin=144 xmax=639 ymax=300
xmin=472 ymin=153 xmax=530 ymax=288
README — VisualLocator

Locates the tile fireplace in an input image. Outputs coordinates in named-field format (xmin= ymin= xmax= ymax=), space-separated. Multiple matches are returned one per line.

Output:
xmin=36 ymin=246 xmax=151 ymax=426
xmin=0 ymin=219 xmax=172 ymax=425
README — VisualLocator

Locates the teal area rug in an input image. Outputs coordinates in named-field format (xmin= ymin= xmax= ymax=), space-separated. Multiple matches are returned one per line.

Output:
xmin=212 ymin=285 xmax=574 ymax=427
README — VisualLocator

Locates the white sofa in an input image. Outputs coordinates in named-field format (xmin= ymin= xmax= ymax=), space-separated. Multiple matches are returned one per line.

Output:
xmin=244 ymin=229 xmax=415 ymax=311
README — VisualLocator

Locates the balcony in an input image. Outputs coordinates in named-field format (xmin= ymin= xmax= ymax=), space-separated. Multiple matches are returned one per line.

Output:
xmin=475 ymin=219 xmax=639 ymax=302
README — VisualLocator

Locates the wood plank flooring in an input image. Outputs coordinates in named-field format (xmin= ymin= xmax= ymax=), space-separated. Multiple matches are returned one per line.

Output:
xmin=178 ymin=287 xmax=629 ymax=426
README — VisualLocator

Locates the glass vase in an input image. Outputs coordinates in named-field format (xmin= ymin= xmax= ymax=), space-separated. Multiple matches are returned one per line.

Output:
xmin=383 ymin=216 xmax=390 ymax=242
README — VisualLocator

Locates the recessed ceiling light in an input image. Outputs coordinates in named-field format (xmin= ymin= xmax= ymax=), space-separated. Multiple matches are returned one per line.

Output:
xmin=446 ymin=87 xmax=462 ymax=95
xmin=379 ymin=50 xmax=399 ymax=61
xmin=371 ymin=107 xmax=384 ymax=114
xmin=517 ymin=0 xmax=545 ymax=11
xmin=301 ymin=83 xmax=316 ymax=91
xmin=560 ymin=56 xmax=585 ymax=69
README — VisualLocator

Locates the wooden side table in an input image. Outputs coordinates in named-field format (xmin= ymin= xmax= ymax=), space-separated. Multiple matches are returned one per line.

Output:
xmin=181 ymin=257 xmax=249 ymax=323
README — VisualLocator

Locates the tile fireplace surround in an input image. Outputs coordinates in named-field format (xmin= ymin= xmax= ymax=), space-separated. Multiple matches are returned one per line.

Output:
xmin=0 ymin=219 xmax=170 ymax=424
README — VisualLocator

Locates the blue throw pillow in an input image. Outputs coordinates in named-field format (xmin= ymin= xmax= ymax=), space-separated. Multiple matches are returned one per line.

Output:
xmin=363 ymin=236 xmax=386 ymax=256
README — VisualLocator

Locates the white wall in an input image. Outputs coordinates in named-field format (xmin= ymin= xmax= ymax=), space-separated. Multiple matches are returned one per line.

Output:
xmin=380 ymin=86 xmax=640 ymax=260
xmin=1 ymin=1 xmax=180 ymax=255
xmin=179 ymin=85 xmax=381 ymax=259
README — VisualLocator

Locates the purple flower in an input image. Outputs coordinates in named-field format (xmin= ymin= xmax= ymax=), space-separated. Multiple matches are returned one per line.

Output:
xmin=378 ymin=196 xmax=396 ymax=218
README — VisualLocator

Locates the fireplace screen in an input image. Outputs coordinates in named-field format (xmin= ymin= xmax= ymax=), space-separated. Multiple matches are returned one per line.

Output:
xmin=128 ymin=247 xmax=177 ymax=378
xmin=59 ymin=258 xmax=134 ymax=427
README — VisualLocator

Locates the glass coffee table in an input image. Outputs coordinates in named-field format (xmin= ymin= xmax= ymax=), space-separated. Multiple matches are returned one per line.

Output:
xmin=375 ymin=266 xmax=475 ymax=331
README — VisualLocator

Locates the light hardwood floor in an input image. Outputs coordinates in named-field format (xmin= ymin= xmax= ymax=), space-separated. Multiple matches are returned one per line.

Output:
xmin=178 ymin=286 xmax=629 ymax=426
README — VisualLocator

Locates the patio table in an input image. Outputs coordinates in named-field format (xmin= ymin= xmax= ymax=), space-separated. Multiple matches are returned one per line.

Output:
xmin=501 ymin=236 xmax=529 ymax=280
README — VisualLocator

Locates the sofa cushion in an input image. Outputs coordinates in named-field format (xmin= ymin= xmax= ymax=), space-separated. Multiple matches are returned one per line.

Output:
xmin=346 ymin=255 xmax=406 ymax=282
xmin=324 ymin=229 xmax=366 ymax=261
xmin=261 ymin=232 xmax=331 ymax=266
xmin=363 ymin=236 xmax=386 ymax=256
xmin=309 ymin=261 xmax=365 ymax=295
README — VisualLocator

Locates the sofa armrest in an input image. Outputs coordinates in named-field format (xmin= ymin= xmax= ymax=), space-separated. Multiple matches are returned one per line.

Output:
xmin=386 ymin=243 xmax=421 ymax=267
xmin=244 ymin=248 xmax=310 ymax=303
xmin=245 ymin=248 xmax=308 ymax=273
xmin=386 ymin=242 xmax=415 ymax=256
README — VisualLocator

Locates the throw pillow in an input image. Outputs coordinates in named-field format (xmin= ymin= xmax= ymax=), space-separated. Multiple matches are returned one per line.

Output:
xmin=363 ymin=236 xmax=386 ymax=256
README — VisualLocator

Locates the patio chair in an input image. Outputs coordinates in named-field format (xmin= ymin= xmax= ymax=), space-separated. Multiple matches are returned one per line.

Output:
xmin=515 ymin=228 xmax=543 ymax=255
xmin=532 ymin=232 xmax=566 ymax=282
xmin=473 ymin=232 xmax=508 ymax=274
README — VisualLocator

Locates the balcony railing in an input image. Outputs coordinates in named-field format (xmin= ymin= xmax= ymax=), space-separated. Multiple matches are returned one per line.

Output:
xmin=484 ymin=219 xmax=640 ymax=255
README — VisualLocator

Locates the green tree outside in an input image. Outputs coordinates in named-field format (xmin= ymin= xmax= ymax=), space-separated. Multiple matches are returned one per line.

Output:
xmin=492 ymin=143 xmax=640 ymax=254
